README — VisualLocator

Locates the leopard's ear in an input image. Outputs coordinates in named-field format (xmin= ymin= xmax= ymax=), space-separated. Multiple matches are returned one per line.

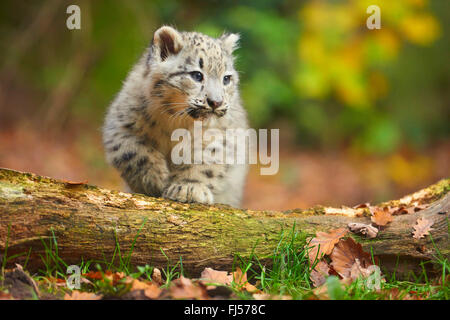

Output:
xmin=220 ymin=32 xmax=240 ymax=55
xmin=151 ymin=26 xmax=183 ymax=62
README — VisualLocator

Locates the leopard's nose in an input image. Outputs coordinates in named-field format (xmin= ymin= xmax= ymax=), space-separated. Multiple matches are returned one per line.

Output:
xmin=207 ymin=98 xmax=223 ymax=110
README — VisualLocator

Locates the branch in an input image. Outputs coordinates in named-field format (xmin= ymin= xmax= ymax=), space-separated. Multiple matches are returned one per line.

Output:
xmin=0 ymin=168 xmax=448 ymax=277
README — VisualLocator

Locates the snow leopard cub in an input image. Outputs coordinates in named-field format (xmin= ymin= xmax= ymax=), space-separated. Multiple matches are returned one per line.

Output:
xmin=103 ymin=26 xmax=249 ymax=207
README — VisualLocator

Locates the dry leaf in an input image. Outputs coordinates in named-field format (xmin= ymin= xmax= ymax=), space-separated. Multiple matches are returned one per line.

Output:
xmin=151 ymin=268 xmax=163 ymax=285
xmin=349 ymin=259 xmax=376 ymax=280
xmin=370 ymin=207 xmax=393 ymax=226
xmin=381 ymin=288 xmax=424 ymax=300
xmin=0 ymin=291 xmax=13 ymax=300
xmin=309 ymin=261 xmax=330 ymax=288
xmin=413 ymin=205 xmax=428 ymax=212
xmin=324 ymin=207 xmax=363 ymax=217
xmin=253 ymin=293 xmax=292 ymax=300
xmin=307 ymin=228 xmax=348 ymax=263
xmin=311 ymin=283 xmax=329 ymax=300
xmin=398 ymin=189 xmax=429 ymax=206
xmin=391 ymin=206 xmax=415 ymax=215
xmin=200 ymin=267 xmax=233 ymax=287
xmin=412 ymin=217 xmax=434 ymax=239
xmin=62 ymin=180 xmax=88 ymax=188
xmin=330 ymin=238 xmax=374 ymax=280
xmin=64 ymin=290 xmax=102 ymax=300
xmin=348 ymin=223 xmax=378 ymax=239
xmin=353 ymin=202 xmax=370 ymax=209
xmin=130 ymin=279 xmax=161 ymax=299
xmin=232 ymin=268 xmax=260 ymax=293
xmin=170 ymin=276 xmax=209 ymax=300
xmin=82 ymin=270 xmax=125 ymax=285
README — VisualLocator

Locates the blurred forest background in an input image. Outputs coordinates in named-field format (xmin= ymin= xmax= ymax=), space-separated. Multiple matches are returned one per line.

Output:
xmin=0 ymin=0 xmax=448 ymax=210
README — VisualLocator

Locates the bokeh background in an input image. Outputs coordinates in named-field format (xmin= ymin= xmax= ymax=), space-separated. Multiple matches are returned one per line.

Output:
xmin=0 ymin=0 xmax=448 ymax=210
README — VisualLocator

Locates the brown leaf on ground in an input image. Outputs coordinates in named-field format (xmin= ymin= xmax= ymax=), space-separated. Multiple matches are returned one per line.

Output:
xmin=309 ymin=261 xmax=330 ymax=288
xmin=391 ymin=206 xmax=415 ymax=215
xmin=82 ymin=270 xmax=125 ymax=285
xmin=348 ymin=223 xmax=378 ymax=239
xmin=170 ymin=276 xmax=209 ymax=300
xmin=398 ymin=189 xmax=430 ymax=207
xmin=370 ymin=207 xmax=393 ymax=226
xmin=151 ymin=268 xmax=163 ymax=285
xmin=353 ymin=202 xmax=370 ymax=209
xmin=324 ymin=207 xmax=364 ymax=217
xmin=380 ymin=288 xmax=425 ymax=300
xmin=130 ymin=279 xmax=162 ymax=299
xmin=41 ymin=276 xmax=70 ymax=287
xmin=307 ymin=228 xmax=348 ymax=263
xmin=232 ymin=268 xmax=260 ymax=293
xmin=412 ymin=217 xmax=434 ymax=239
xmin=200 ymin=267 xmax=233 ymax=287
xmin=330 ymin=238 xmax=375 ymax=280
xmin=0 ymin=291 xmax=13 ymax=300
xmin=253 ymin=293 xmax=292 ymax=300
xmin=349 ymin=259 xmax=376 ymax=280
xmin=413 ymin=205 xmax=428 ymax=212
xmin=311 ymin=283 xmax=329 ymax=300
xmin=82 ymin=271 xmax=103 ymax=280
xmin=380 ymin=288 xmax=406 ymax=300
xmin=64 ymin=290 xmax=102 ymax=300
xmin=62 ymin=179 xmax=88 ymax=188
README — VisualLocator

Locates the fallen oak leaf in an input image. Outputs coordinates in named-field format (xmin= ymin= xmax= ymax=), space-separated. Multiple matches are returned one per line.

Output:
xmin=64 ymin=290 xmax=102 ymax=300
xmin=200 ymin=267 xmax=233 ymax=288
xmin=82 ymin=270 xmax=125 ymax=285
xmin=62 ymin=179 xmax=88 ymax=188
xmin=380 ymin=288 xmax=411 ymax=300
xmin=391 ymin=206 xmax=415 ymax=215
xmin=412 ymin=217 xmax=434 ymax=239
xmin=324 ymin=207 xmax=364 ymax=217
xmin=353 ymin=202 xmax=370 ymax=209
xmin=413 ymin=205 xmax=428 ymax=212
xmin=349 ymin=259 xmax=378 ymax=280
xmin=232 ymin=268 xmax=260 ymax=293
xmin=42 ymin=276 xmax=69 ymax=287
xmin=253 ymin=293 xmax=292 ymax=300
xmin=348 ymin=223 xmax=378 ymax=239
xmin=398 ymin=189 xmax=429 ymax=206
xmin=330 ymin=238 xmax=375 ymax=280
xmin=0 ymin=291 xmax=13 ymax=300
xmin=309 ymin=261 xmax=330 ymax=288
xmin=370 ymin=207 xmax=393 ymax=227
xmin=130 ymin=279 xmax=162 ymax=299
xmin=82 ymin=271 xmax=104 ymax=281
xmin=306 ymin=228 xmax=348 ymax=263
xmin=311 ymin=277 xmax=351 ymax=300
xmin=170 ymin=276 xmax=209 ymax=300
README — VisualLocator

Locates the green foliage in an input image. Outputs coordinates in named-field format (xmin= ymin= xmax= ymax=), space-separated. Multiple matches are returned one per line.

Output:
xmin=1 ymin=0 xmax=448 ymax=154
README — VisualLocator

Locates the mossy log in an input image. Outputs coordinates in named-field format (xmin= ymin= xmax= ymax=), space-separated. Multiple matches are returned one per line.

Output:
xmin=0 ymin=168 xmax=448 ymax=278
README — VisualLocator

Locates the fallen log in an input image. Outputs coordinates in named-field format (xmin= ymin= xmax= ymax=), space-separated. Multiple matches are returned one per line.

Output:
xmin=0 ymin=168 xmax=448 ymax=278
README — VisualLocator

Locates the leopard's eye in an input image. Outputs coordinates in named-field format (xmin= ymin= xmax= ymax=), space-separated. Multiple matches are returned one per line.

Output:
xmin=223 ymin=75 xmax=232 ymax=85
xmin=190 ymin=71 xmax=204 ymax=82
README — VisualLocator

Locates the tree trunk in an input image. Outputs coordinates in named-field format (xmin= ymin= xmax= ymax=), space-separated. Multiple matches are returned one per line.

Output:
xmin=0 ymin=168 xmax=448 ymax=278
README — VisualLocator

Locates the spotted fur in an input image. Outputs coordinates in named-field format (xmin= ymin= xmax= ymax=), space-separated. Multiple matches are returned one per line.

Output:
xmin=103 ymin=26 xmax=248 ymax=207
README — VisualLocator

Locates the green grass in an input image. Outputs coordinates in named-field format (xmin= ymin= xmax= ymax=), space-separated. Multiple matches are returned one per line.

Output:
xmin=1 ymin=224 xmax=448 ymax=300
xmin=232 ymin=226 xmax=449 ymax=300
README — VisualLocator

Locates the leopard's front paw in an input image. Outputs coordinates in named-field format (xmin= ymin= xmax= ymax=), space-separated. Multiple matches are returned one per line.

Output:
xmin=163 ymin=183 xmax=214 ymax=204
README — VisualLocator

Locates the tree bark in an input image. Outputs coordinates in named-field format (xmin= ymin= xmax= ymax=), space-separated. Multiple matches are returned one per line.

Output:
xmin=0 ymin=168 xmax=448 ymax=278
